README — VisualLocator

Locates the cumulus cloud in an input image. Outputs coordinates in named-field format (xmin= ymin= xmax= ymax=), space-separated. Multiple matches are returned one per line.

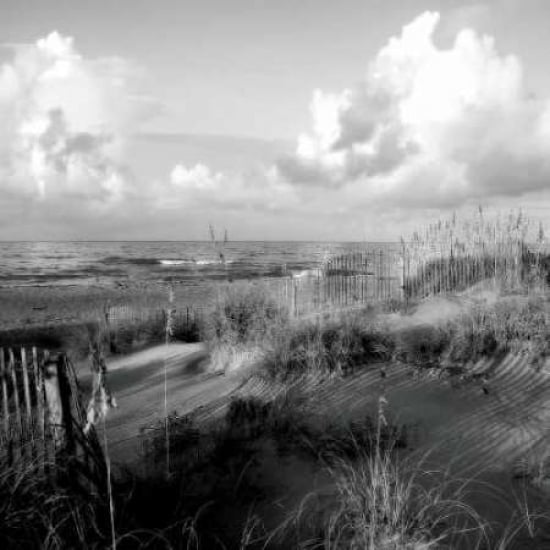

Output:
xmin=170 ymin=163 xmax=223 ymax=191
xmin=161 ymin=162 xmax=298 ymax=212
xmin=0 ymin=31 xmax=158 ymax=205
xmin=278 ymin=11 xmax=550 ymax=207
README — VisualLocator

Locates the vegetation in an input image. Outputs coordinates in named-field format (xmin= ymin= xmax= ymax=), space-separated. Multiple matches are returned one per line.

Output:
xmin=2 ymin=283 xmax=550 ymax=548
xmin=205 ymin=282 xmax=289 ymax=371
xmin=262 ymin=312 xmax=395 ymax=380
xmin=3 ymin=208 xmax=550 ymax=549
xmin=0 ymin=308 xmax=202 ymax=360
xmin=403 ymin=208 xmax=549 ymax=299
xmin=199 ymin=286 xmax=545 ymax=385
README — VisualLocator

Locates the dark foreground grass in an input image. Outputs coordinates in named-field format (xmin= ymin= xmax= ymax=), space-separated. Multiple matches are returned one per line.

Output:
xmin=2 ymin=390 xmax=549 ymax=549
xmin=135 ymin=393 xmax=413 ymax=549
xmin=137 ymin=394 xmax=550 ymax=549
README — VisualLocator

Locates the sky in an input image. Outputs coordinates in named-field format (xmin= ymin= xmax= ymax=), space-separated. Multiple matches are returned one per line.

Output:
xmin=1 ymin=0 xmax=550 ymax=240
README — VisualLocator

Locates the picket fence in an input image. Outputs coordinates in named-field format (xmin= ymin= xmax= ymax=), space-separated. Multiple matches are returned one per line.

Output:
xmin=279 ymin=248 xmax=403 ymax=316
xmin=0 ymin=346 xmax=90 ymax=469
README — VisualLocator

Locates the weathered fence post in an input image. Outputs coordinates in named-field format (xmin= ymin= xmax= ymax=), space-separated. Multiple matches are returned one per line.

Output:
xmin=1 ymin=349 xmax=9 ymax=440
xmin=8 ymin=349 xmax=22 ymax=443
xmin=20 ymin=348 xmax=32 ymax=441
xmin=401 ymin=242 xmax=406 ymax=303
xmin=379 ymin=249 xmax=384 ymax=301
xmin=293 ymin=279 xmax=298 ymax=317
xmin=43 ymin=352 xmax=65 ymax=453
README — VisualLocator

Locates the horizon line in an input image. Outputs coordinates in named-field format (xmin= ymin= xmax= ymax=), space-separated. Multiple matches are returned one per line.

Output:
xmin=0 ymin=239 xmax=401 ymax=244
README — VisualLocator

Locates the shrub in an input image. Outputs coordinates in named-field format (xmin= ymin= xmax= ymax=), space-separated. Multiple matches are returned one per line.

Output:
xmin=393 ymin=324 xmax=451 ymax=368
xmin=206 ymin=284 xmax=288 ymax=347
xmin=263 ymin=315 xmax=394 ymax=380
xmin=442 ymin=295 xmax=550 ymax=365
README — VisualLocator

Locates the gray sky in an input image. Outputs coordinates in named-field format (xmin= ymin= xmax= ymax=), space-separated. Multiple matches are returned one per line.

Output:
xmin=1 ymin=0 xmax=550 ymax=240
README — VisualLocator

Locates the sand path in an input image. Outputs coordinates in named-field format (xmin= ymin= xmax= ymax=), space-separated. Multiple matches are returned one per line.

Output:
xmin=89 ymin=324 xmax=550 ymax=482
xmin=82 ymin=343 xmax=250 ymax=463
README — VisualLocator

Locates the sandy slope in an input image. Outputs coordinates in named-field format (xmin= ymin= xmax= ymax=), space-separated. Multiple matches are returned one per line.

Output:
xmin=97 ymin=338 xmax=550 ymax=481
xmin=85 ymin=343 xmax=244 ymax=463
xmin=278 ymin=354 xmax=550 ymax=475
xmin=92 ymin=286 xmax=550 ymax=483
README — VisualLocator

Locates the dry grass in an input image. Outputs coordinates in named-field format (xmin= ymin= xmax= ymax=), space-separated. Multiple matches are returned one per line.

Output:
xmin=403 ymin=208 xmax=549 ymax=300
xmin=262 ymin=312 xmax=394 ymax=380
xmin=204 ymin=282 xmax=289 ymax=372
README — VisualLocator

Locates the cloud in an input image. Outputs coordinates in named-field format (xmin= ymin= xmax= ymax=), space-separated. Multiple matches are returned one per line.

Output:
xmin=278 ymin=11 xmax=550 ymax=208
xmin=170 ymin=163 xmax=223 ymax=191
xmin=0 ymin=31 xmax=158 ymax=206
xmin=161 ymin=162 xmax=298 ymax=213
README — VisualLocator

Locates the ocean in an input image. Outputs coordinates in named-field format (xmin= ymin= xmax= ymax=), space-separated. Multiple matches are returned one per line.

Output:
xmin=0 ymin=241 xmax=394 ymax=289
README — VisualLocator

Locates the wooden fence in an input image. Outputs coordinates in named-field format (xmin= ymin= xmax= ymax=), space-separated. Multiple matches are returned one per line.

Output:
xmin=401 ymin=242 xmax=539 ymax=300
xmin=0 ymin=346 xmax=89 ymax=468
xmin=281 ymin=248 xmax=403 ymax=316
xmin=322 ymin=250 xmax=402 ymax=306
xmin=92 ymin=242 xmax=546 ymax=327
xmin=281 ymin=242 xmax=545 ymax=316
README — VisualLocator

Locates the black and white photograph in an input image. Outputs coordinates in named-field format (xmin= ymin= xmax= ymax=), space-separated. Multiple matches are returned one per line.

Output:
xmin=1 ymin=1 xmax=550 ymax=548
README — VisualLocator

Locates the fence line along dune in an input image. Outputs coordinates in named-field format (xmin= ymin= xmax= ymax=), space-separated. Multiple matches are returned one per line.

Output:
xmin=402 ymin=207 xmax=548 ymax=299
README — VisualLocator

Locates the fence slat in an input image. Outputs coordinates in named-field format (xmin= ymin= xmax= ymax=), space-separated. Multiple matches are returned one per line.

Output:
xmin=8 ymin=349 xmax=22 ymax=439
xmin=1 ymin=349 xmax=9 ymax=439
xmin=21 ymin=348 xmax=33 ymax=432
xmin=32 ymin=347 xmax=46 ymax=467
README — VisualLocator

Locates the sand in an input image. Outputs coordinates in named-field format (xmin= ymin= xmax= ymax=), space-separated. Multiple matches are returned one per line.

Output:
xmin=97 ymin=337 xmax=550 ymax=478
xmin=0 ymin=281 xmax=218 ymax=330
xmin=0 ymin=275 xmax=292 ymax=330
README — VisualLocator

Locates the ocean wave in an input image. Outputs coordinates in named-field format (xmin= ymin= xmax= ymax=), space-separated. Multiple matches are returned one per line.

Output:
xmin=103 ymin=256 xmax=160 ymax=265
xmin=104 ymin=256 xmax=229 ymax=267
xmin=291 ymin=268 xmax=322 ymax=279
xmin=195 ymin=259 xmax=233 ymax=265
xmin=160 ymin=259 xmax=218 ymax=266
xmin=159 ymin=259 xmax=193 ymax=266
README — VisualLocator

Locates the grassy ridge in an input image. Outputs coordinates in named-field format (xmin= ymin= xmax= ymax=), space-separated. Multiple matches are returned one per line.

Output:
xmin=206 ymin=283 xmax=549 ymax=380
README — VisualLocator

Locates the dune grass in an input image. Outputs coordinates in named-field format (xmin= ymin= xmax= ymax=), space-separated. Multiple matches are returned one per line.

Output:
xmin=2 ymin=375 xmax=549 ymax=548
xmin=204 ymin=282 xmax=289 ymax=372
xmin=247 ymin=289 xmax=550 ymax=379
xmin=0 ymin=308 xmax=202 ymax=362
xmin=261 ymin=312 xmax=395 ymax=380
xmin=402 ymin=208 xmax=549 ymax=300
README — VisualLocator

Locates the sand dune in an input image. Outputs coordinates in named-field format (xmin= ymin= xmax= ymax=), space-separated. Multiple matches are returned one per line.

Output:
xmin=99 ymin=339 xmax=550 ymax=487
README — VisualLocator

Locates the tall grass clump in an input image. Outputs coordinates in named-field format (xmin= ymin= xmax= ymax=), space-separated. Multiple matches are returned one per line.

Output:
xmin=205 ymin=283 xmax=289 ymax=372
xmin=0 ymin=451 xmax=116 ymax=550
xmin=441 ymin=294 xmax=550 ymax=367
xmin=263 ymin=311 xmax=394 ymax=380
xmin=271 ymin=402 xmax=487 ymax=550
xmin=392 ymin=292 xmax=549 ymax=370
xmin=324 ymin=453 xmax=486 ymax=549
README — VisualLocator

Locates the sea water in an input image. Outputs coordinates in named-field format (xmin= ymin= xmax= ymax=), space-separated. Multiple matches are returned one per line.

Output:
xmin=0 ymin=241 xmax=396 ymax=288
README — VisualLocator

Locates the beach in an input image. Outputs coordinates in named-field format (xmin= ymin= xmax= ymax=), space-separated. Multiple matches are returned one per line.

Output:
xmin=0 ymin=240 xmax=392 ymax=329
